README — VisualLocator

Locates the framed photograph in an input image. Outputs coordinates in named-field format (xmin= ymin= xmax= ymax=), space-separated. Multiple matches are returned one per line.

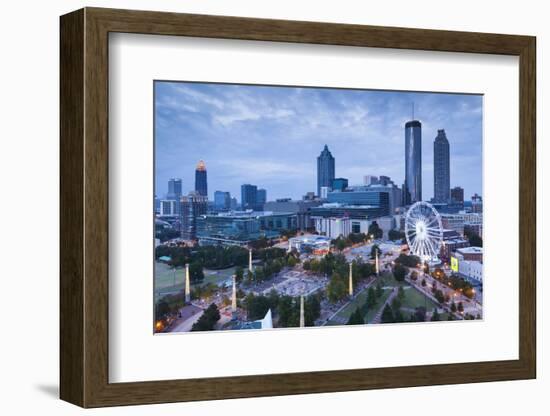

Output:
xmin=60 ymin=7 xmax=536 ymax=408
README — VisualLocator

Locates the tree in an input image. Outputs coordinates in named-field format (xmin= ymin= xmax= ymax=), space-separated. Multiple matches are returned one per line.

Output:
xmin=370 ymin=244 xmax=381 ymax=259
xmin=431 ymin=308 xmax=441 ymax=321
xmin=155 ymin=300 xmax=170 ymax=321
xmin=246 ymin=294 xmax=271 ymax=321
xmin=393 ymin=308 xmax=405 ymax=323
xmin=235 ymin=266 xmax=244 ymax=283
xmin=381 ymin=304 xmax=395 ymax=323
xmin=464 ymin=228 xmax=483 ymax=247
xmin=368 ymin=221 xmax=383 ymax=239
xmin=413 ymin=306 xmax=427 ymax=322
xmin=191 ymin=303 xmax=220 ymax=331
xmin=327 ymin=272 xmax=347 ymax=303
xmin=434 ymin=289 xmax=445 ymax=304
xmin=189 ymin=262 xmax=204 ymax=283
xmin=347 ymin=307 xmax=365 ymax=325
xmin=366 ymin=286 xmax=377 ymax=308
xmin=393 ymin=264 xmax=407 ymax=282
xmin=398 ymin=285 xmax=406 ymax=300
xmin=388 ymin=229 xmax=405 ymax=241
xmin=395 ymin=253 xmax=421 ymax=268
xmin=450 ymin=300 xmax=457 ymax=313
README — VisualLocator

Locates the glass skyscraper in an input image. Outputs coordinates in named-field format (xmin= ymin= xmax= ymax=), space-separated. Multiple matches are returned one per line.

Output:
xmin=241 ymin=184 xmax=258 ymax=210
xmin=194 ymin=160 xmax=208 ymax=198
xmin=317 ymin=144 xmax=335 ymax=197
xmin=166 ymin=178 xmax=182 ymax=200
xmin=404 ymin=120 xmax=422 ymax=204
xmin=433 ymin=129 xmax=450 ymax=203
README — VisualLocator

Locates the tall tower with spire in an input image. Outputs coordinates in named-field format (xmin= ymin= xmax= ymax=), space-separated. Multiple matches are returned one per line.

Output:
xmin=433 ymin=129 xmax=450 ymax=203
xmin=317 ymin=145 xmax=335 ymax=197
xmin=195 ymin=160 xmax=208 ymax=197
xmin=404 ymin=115 xmax=422 ymax=204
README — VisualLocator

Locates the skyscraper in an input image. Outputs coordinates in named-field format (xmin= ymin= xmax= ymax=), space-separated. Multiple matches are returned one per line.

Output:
xmin=214 ymin=191 xmax=231 ymax=210
xmin=451 ymin=186 xmax=464 ymax=205
xmin=433 ymin=129 xmax=450 ymax=203
xmin=317 ymin=145 xmax=335 ymax=197
xmin=195 ymin=160 xmax=208 ymax=198
xmin=180 ymin=192 xmax=208 ymax=240
xmin=241 ymin=184 xmax=258 ymax=210
xmin=404 ymin=120 xmax=422 ymax=204
xmin=332 ymin=177 xmax=348 ymax=191
xmin=166 ymin=178 xmax=182 ymax=200
xmin=256 ymin=188 xmax=267 ymax=208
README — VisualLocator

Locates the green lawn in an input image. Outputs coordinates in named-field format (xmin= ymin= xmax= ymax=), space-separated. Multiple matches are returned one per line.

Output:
xmin=202 ymin=266 xmax=237 ymax=287
xmin=154 ymin=262 xmax=236 ymax=301
xmin=399 ymin=286 xmax=439 ymax=310
xmin=328 ymin=289 xmax=370 ymax=323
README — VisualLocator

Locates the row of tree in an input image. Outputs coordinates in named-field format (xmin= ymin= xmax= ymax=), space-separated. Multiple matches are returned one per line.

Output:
xmin=191 ymin=303 xmax=221 ymax=331
xmin=243 ymin=291 xmax=322 ymax=327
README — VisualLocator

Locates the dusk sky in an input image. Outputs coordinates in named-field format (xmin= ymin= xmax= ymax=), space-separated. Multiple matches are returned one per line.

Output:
xmin=154 ymin=81 xmax=482 ymax=203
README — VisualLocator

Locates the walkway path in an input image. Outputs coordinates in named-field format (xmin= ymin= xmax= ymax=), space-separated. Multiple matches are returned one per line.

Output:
xmin=370 ymin=287 xmax=398 ymax=324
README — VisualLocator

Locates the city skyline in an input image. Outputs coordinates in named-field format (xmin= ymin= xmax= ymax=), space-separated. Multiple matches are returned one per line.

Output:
xmin=155 ymin=81 xmax=482 ymax=202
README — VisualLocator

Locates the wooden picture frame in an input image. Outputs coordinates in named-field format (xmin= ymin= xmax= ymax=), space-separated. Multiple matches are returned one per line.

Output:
xmin=60 ymin=7 xmax=536 ymax=408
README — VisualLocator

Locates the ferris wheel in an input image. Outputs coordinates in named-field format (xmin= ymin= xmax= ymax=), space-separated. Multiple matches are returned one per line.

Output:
xmin=404 ymin=201 xmax=443 ymax=263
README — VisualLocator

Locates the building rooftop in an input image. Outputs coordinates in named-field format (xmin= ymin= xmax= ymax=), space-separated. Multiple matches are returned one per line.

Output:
xmin=457 ymin=246 xmax=483 ymax=254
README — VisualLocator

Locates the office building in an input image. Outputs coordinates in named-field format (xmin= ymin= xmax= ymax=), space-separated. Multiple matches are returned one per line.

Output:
xmin=160 ymin=199 xmax=178 ymax=217
xmin=309 ymin=203 xmax=387 ymax=221
xmin=440 ymin=229 xmax=469 ymax=261
xmin=303 ymin=191 xmax=317 ymax=201
xmin=263 ymin=198 xmax=321 ymax=230
xmin=288 ymin=235 xmax=331 ymax=255
xmin=313 ymin=217 xmax=352 ymax=239
xmin=327 ymin=187 xmax=390 ymax=216
xmin=317 ymin=144 xmax=335 ymax=197
xmin=433 ymin=129 xmax=450 ymax=203
xmin=214 ymin=191 xmax=231 ymax=210
xmin=332 ymin=177 xmax=349 ymax=191
xmin=404 ymin=119 xmax=422 ymax=204
xmin=241 ymin=184 xmax=258 ymax=210
xmin=364 ymin=175 xmax=378 ymax=186
xmin=196 ymin=210 xmax=296 ymax=246
xmin=194 ymin=160 xmax=208 ymax=197
xmin=451 ymin=186 xmax=464 ymax=205
xmin=472 ymin=193 xmax=483 ymax=213
xmin=455 ymin=246 xmax=483 ymax=262
xmin=180 ymin=192 xmax=208 ymax=240
xmin=441 ymin=213 xmax=465 ymax=235
xmin=457 ymin=260 xmax=483 ymax=285
xmin=256 ymin=188 xmax=267 ymax=208
xmin=166 ymin=178 xmax=182 ymax=200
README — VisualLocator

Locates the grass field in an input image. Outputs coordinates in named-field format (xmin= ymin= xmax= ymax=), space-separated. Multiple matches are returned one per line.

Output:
xmin=326 ymin=289 xmax=370 ymax=324
xmin=399 ymin=286 xmax=439 ymax=311
xmin=154 ymin=262 xmax=237 ymax=301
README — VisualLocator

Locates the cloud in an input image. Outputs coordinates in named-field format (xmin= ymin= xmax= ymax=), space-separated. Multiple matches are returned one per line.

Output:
xmin=155 ymin=82 xmax=483 ymax=201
